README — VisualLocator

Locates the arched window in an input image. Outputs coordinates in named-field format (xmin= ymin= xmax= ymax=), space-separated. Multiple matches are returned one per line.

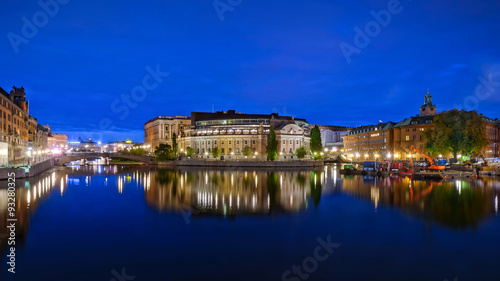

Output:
xmin=202 ymin=148 xmax=205 ymax=153
xmin=221 ymin=148 xmax=225 ymax=154
xmin=229 ymin=148 xmax=232 ymax=154
xmin=289 ymin=148 xmax=293 ymax=153
xmin=237 ymin=148 xmax=240 ymax=154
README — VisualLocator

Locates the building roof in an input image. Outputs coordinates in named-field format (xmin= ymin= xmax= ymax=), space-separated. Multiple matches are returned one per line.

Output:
xmin=145 ymin=116 xmax=190 ymax=125
xmin=191 ymin=110 xmax=307 ymax=123
xmin=37 ymin=124 xmax=49 ymax=132
xmin=393 ymin=115 xmax=434 ymax=127
xmin=346 ymin=122 xmax=396 ymax=136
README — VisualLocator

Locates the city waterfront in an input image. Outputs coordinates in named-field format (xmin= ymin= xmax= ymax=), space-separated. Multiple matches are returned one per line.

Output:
xmin=1 ymin=164 xmax=499 ymax=281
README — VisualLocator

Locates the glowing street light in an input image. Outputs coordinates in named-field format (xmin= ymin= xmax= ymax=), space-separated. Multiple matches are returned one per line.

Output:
xmin=387 ymin=153 xmax=391 ymax=159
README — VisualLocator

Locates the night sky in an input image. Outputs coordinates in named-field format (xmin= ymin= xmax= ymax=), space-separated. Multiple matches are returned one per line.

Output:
xmin=1 ymin=0 xmax=499 ymax=142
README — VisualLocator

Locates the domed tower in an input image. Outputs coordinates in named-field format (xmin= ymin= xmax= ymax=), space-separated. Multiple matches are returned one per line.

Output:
xmin=420 ymin=90 xmax=436 ymax=116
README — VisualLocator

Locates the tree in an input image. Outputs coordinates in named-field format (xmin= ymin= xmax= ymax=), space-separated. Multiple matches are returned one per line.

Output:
xmin=266 ymin=125 xmax=278 ymax=161
xmin=172 ymin=133 xmax=178 ymax=157
xmin=242 ymin=146 xmax=253 ymax=157
xmin=424 ymin=110 xmax=489 ymax=158
xmin=212 ymin=147 xmax=220 ymax=158
xmin=295 ymin=146 xmax=307 ymax=159
xmin=154 ymin=143 xmax=175 ymax=161
xmin=186 ymin=147 xmax=195 ymax=157
xmin=310 ymin=125 xmax=322 ymax=159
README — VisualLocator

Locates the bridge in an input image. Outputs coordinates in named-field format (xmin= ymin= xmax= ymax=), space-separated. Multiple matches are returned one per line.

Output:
xmin=53 ymin=153 xmax=157 ymax=166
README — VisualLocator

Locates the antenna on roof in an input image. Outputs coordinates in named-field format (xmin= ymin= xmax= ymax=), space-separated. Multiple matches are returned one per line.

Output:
xmin=212 ymin=104 xmax=214 ymax=113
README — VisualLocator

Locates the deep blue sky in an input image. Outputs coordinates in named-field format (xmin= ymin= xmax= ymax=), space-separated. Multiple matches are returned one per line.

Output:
xmin=1 ymin=0 xmax=499 ymax=142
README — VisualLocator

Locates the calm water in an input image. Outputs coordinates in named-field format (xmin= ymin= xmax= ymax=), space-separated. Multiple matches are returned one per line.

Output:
xmin=1 ymin=165 xmax=500 ymax=281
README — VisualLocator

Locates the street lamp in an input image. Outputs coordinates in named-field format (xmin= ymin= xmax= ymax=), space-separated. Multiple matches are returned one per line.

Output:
xmin=387 ymin=153 xmax=391 ymax=159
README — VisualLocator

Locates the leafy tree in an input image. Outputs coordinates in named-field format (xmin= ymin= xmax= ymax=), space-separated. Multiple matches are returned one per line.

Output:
xmin=186 ymin=147 xmax=195 ymax=157
xmin=172 ymin=133 xmax=178 ymax=157
xmin=310 ymin=125 xmax=323 ymax=159
xmin=242 ymin=146 xmax=253 ymax=156
xmin=154 ymin=143 xmax=175 ymax=161
xmin=212 ymin=147 xmax=220 ymax=158
xmin=266 ymin=125 xmax=278 ymax=161
xmin=294 ymin=146 xmax=307 ymax=159
xmin=424 ymin=110 xmax=489 ymax=158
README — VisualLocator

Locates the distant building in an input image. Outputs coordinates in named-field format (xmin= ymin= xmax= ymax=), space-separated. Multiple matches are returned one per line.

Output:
xmin=101 ymin=140 xmax=134 ymax=153
xmin=144 ymin=116 xmax=191 ymax=152
xmin=69 ymin=137 xmax=100 ymax=152
xmin=344 ymin=91 xmax=500 ymax=160
xmin=313 ymin=125 xmax=353 ymax=150
xmin=48 ymin=134 xmax=68 ymax=149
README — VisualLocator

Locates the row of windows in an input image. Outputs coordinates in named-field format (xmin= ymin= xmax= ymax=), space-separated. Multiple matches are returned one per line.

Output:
xmin=405 ymin=128 xmax=425 ymax=132
xmin=405 ymin=135 xmax=424 ymax=141
xmin=196 ymin=139 xmax=257 ymax=146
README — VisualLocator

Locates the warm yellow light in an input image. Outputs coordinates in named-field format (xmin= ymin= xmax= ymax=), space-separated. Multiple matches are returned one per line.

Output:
xmin=365 ymin=154 xmax=369 ymax=158
xmin=387 ymin=153 xmax=391 ymax=158
xmin=395 ymin=153 xmax=399 ymax=158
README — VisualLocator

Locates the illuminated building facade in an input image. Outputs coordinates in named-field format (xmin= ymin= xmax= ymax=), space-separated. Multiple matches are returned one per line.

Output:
xmin=183 ymin=110 xmax=310 ymax=159
xmin=344 ymin=92 xmax=500 ymax=160
xmin=0 ymin=86 xmax=52 ymax=161
xmin=144 ymin=116 xmax=191 ymax=152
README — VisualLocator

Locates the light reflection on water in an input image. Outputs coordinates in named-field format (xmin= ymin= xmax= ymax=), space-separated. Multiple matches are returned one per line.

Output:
xmin=1 ymin=164 xmax=499 ymax=280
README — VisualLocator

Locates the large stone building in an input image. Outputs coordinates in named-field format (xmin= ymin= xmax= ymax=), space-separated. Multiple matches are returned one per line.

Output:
xmin=145 ymin=110 xmax=311 ymax=159
xmin=0 ymin=86 xmax=52 ymax=161
xmin=344 ymin=92 xmax=500 ymax=161
xmin=144 ymin=116 xmax=191 ymax=151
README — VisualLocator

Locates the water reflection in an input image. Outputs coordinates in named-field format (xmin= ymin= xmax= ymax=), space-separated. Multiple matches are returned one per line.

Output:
xmin=1 ymin=164 xmax=499 ymax=263
xmin=341 ymin=173 xmax=500 ymax=229
xmin=145 ymin=168 xmax=328 ymax=216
